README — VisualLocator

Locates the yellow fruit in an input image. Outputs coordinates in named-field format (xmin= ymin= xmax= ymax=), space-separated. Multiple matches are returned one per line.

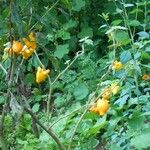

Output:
xmin=23 ymin=32 xmax=36 ymax=49
xmin=97 ymin=98 xmax=109 ymax=116
xmin=111 ymin=82 xmax=120 ymax=95
xmin=142 ymin=74 xmax=150 ymax=80
xmin=21 ymin=46 xmax=34 ymax=59
xmin=112 ymin=60 xmax=123 ymax=71
xmin=23 ymin=38 xmax=36 ymax=49
xmin=12 ymin=41 xmax=23 ymax=54
xmin=36 ymin=67 xmax=50 ymax=83
xmin=101 ymin=87 xmax=111 ymax=100
xmin=89 ymin=103 xmax=98 ymax=113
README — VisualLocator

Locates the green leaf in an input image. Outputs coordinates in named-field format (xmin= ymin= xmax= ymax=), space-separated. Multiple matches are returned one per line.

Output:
xmin=128 ymin=20 xmax=140 ymax=27
xmin=131 ymin=133 xmax=150 ymax=150
xmin=56 ymin=29 xmax=71 ymax=40
xmin=72 ymin=0 xmax=86 ymax=11
xmin=141 ymin=52 xmax=150 ymax=60
xmin=114 ymin=30 xmax=130 ymax=45
xmin=109 ymin=144 xmax=121 ymax=150
xmin=25 ymin=73 xmax=35 ymax=85
xmin=63 ymin=19 xmax=78 ymax=30
xmin=73 ymin=83 xmax=89 ymax=100
xmin=112 ymin=19 xmax=122 ymax=26
xmin=128 ymin=111 xmax=144 ymax=130
xmin=120 ymin=50 xmax=132 ymax=63
xmin=32 ymin=103 xmax=40 ymax=113
xmin=0 ymin=96 xmax=5 ymax=104
xmin=88 ymin=118 xmax=107 ymax=135
xmin=54 ymin=44 xmax=69 ymax=59
xmin=78 ymin=26 xmax=93 ymax=38
xmin=137 ymin=31 xmax=149 ymax=39
xmin=114 ymin=95 xmax=129 ymax=107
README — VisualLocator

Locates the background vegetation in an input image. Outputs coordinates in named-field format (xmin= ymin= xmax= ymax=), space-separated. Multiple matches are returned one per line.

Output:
xmin=0 ymin=0 xmax=150 ymax=150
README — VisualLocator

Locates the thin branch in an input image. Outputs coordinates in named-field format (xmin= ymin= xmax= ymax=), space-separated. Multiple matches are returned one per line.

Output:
xmin=24 ymin=107 xmax=66 ymax=150
xmin=51 ymin=50 xmax=84 ymax=86
xmin=30 ymin=0 xmax=60 ymax=31
xmin=15 ymin=58 xmax=24 ymax=83
xmin=0 ymin=0 xmax=14 ymax=149
xmin=67 ymin=104 xmax=90 ymax=150
xmin=47 ymin=76 xmax=52 ymax=117
xmin=34 ymin=51 xmax=45 ymax=68
xmin=49 ymin=104 xmax=91 ymax=129
xmin=47 ymin=49 xmax=84 ymax=117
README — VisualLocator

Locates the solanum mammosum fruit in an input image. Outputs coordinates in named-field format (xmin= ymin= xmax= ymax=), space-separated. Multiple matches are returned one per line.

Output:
xmin=90 ymin=98 xmax=109 ymax=116
xmin=23 ymin=32 xmax=36 ymax=50
xmin=89 ymin=103 xmax=98 ymax=113
xmin=36 ymin=67 xmax=50 ymax=83
xmin=21 ymin=45 xmax=34 ymax=59
xmin=97 ymin=98 xmax=109 ymax=116
xmin=12 ymin=41 xmax=23 ymax=54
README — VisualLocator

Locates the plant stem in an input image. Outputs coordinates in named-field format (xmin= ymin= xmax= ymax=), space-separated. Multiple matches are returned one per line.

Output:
xmin=30 ymin=0 xmax=60 ymax=31
xmin=51 ymin=50 xmax=84 ymax=86
xmin=47 ymin=48 xmax=84 ymax=117
xmin=15 ymin=58 xmax=24 ymax=83
xmin=49 ymin=104 xmax=91 ymax=128
xmin=67 ymin=98 xmax=91 ymax=150
xmin=47 ymin=76 xmax=52 ymax=118
xmin=24 ymin=107 xmax=66 ymax=150
xmin=0 ymin=0 xmax=14 ymax=149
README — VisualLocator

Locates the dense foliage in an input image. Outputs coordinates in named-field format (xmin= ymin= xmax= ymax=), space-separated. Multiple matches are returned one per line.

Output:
xmin=0 ymin=0 xmax=150 ymax=150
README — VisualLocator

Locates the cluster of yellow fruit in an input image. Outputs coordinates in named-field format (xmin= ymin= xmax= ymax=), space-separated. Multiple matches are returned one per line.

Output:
xmin=112 ymin=60 xmax=123 ymax=71
xmin=4 ymin=32 xmax=50 ymax=84
xmin=4 ymin=32 xmax=36 ymax=59
xmin=90 ymin=82 xmax=120 ymax=116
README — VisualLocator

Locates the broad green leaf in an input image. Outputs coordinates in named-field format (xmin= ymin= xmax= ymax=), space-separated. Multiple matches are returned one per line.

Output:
xmin=112 ymin=19 xmax=122 ymax=26
xmin=131 ymin=133 xmax=150 ymax=150
xmin=128 ymin=111 xmax=144 ymax=130
xmin=114 ymin=30 xmax=130 ymax=45
xmin=88 ymin=118 xmax=107 ymax=135
xmin=56 ymin=29 xmax=71 ymax=40
xmin=32 ymin=103 xmax=40 ymax=113
xmin=134 ymin=52 xmax=141 ymax=60
xmin=63 ymin=19 xmax=78 ymax=30
xmin=109 ymin=144 xmax=121 ymax=150
xmin=120 ymin=50 xmax=132 ymax=63
xmin=141 ymin=52 xmax=150 ymax=60
xmin=0 ymin=96 xmax=5 ymax=104
xmin=54 ymin=44 xmax=69 ymax=59
xmin=137 ymin=31 xmax=149 ymax=39
xmin=128 ymin=20 xmax=140 ymax=27
xmin=73 ymin=83 xmax=89 ymax=100
xmin=78 ymin=26 xmax=93 ymax=38
xmin=25 ymin=73 xmax=35 ymax=85
xmin=114 ymin=94 xmax=129 ymax=107
xmin=72 ymin=0 xmax=86 ymax=11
